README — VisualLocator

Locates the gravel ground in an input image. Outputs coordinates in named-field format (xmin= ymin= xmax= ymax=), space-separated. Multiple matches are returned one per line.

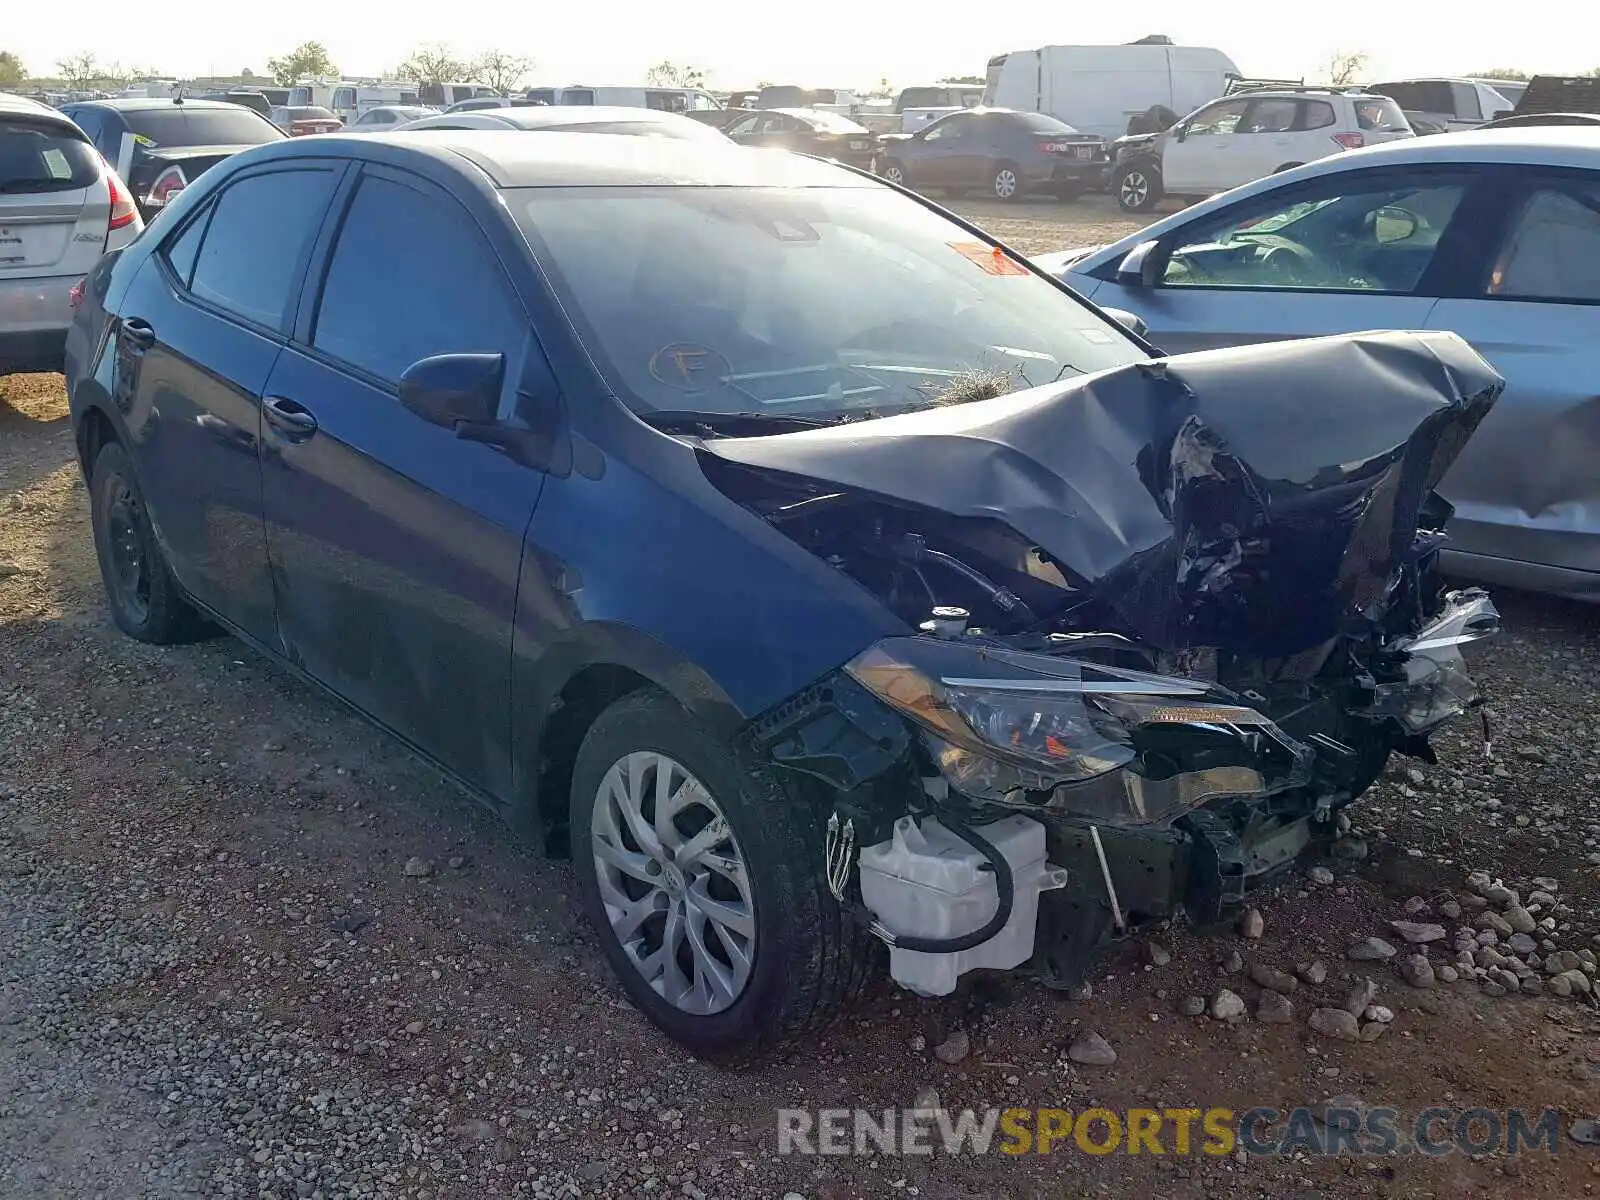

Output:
xmin=3 ymin=200 xmax=1599 ymax=1198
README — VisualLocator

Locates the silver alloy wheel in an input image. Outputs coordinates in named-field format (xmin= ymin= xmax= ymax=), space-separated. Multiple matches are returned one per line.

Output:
xmin=994 ymin=168 xmax=1018 ymax=199
xmin=590 ymin=750 xmax=756 ymax=1015
xmin=883 ymin=164 xmax=904 ymax=185
xmin=1120 ymin=170 xmax=1149 ymax=208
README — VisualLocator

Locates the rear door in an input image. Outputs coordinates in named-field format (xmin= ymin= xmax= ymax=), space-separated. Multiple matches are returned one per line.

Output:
xmin=1423 ymin=169 xmax=1600 ymax=574
xmin=114 ymin=163 xmax=342 ymax=642
xmin=258 ymin=165 xmax=548 ymax=792
xmin=1231 ymin=96 xmax=1302 ymax=184
xmin=0 ymin=115 xmax=110 ymax=284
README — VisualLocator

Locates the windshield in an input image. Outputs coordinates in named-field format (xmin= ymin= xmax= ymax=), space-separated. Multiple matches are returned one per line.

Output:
xmin=126 ymin=106 xmax=283 ymax=147
xmin=514 ymin=185 xmax=1142 ymax=421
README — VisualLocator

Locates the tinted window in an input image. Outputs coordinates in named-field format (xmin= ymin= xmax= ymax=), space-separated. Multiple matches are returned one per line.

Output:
xmin=1301 ymin=101 xmax=1337 ymax=130
xmin=189 ymin=169 xmax=337 ymax=327
xmin=1161 ymin=178 xmax=1467 ymax=293
xmin=162 ymin=204 xmax=210 ymax=287
xmin=564 ymin=89 xmax=595 ymax=106
xmin=922 ymin=115 xmax=971 ymax=141
xmin=312 ymin=175 xmax=524 ymax=383
xmin=1355 ymin=98 xmax=1409 ymax=132
xmin=124 ymin=106 xmax=284 ymax=148
xmin=1243 ymin=99 xmax=1297 ymax=134
xmin=1488 ymin=183 xmax=1600 ymax=302
xmin=64 ymin=106 xmax=104 ymax=145
xmin=0 ymin=121 xmax=101 ymax=193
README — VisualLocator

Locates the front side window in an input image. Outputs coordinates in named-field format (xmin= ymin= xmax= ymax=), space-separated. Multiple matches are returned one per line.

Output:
xmin=922 ymin=116 xmax=969 ymax=142
xmin=312 ymin=175 xmax=525 ymax=384
xmin=513 ymin=184 xmax=1143 ymax=421
xmin=188 ymin=169 xmax=336 ymax=328
xmin=1487 ymin=182 xmax=1600 ymax=302
xmin=1185 ymin=100 xmax=1248 ymax=137
xmin=1451 ymin=83 xmax=1482 ymax=121
xmin=726 ymin=113 xmax=762 ymax=137
xmin=1160 ymin=178 xmax=1468 ymax=293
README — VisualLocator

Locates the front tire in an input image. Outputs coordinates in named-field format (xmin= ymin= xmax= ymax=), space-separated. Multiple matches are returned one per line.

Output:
xmin=1115 ymin=163 xmax=1163 ymax=212
xmin=570 ymin=689 xmax=873 ymax=1066
xmin=89 ymin=441 xmax=210 ymax=644
xmin=880 ymin=160 xmax=907 ymax=188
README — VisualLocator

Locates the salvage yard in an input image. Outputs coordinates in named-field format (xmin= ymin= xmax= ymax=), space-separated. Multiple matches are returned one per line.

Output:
xmin=3 ymin=197 xmax=1600 ymax=1200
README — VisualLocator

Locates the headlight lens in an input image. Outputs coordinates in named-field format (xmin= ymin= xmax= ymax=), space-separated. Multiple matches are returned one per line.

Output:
xmin=846 ymin=636 xmax=1311 ymax=824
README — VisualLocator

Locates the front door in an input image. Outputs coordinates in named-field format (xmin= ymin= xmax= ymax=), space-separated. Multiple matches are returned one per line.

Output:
xmin=911 ymin=114 xmax=974 ymax=188
xmin=258 ymin=166 xmax=547 ymax=793
xmin=1161 ymin=99 xmax=1248 ymax=194
xmin=114 ymin=164 xmax=341 ymax=642
xmin=1081 ymin=168 xmax=1478 ymax=357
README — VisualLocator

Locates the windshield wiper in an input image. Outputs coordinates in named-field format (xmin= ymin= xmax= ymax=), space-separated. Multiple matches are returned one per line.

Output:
xmin=641 ymin=410 xmax=843 ymax=437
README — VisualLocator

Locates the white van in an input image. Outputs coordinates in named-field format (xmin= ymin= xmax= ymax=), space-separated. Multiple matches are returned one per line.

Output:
xmin=984 ymin=44 xmax=1241 ymax=142
xmin=522 ymin=86 xmax=722 ymax=114
xmin=324 ymin=84 xmax=420 ymax=123
xmin=418 ymin=82 xmax=502 ymax=108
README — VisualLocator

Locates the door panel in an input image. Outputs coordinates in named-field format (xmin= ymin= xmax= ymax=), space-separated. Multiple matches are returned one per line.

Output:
xmin=1082 ymin=277 xmax=1439 ymax=356
xmin=120 ymin=166 xmax=340 ymax=642
xmin=1424 ymin=298 xmax=1599 ymax=571
xmin=259 ymin=168 xmax=545 ymax=792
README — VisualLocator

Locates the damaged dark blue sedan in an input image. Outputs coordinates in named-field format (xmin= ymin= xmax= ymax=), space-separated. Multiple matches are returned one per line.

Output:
xmin=65 ymin=130 xmax=1504 ymax=1065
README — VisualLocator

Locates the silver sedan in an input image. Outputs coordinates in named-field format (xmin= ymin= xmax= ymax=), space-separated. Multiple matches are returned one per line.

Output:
xmin=1034 ymin=128 xmax=1600 ymax=601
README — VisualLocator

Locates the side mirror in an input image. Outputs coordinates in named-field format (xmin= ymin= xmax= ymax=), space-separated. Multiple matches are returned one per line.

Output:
xmin=1100 ymin=307 xmax=1149 ymax=339
xmin=1173 ymin=122 xmax=1190 ymax=143
xmin=1372 ymin=206 xmax=1419 ymax=244
xmin=1116 ymin=240 xmax=1163 ymax=289
xmin=399 ymin=352 xmax=504 ymax=428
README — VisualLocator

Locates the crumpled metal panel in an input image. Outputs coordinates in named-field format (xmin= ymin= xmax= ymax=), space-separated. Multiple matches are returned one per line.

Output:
xmin=705 ymin=330 xmax=1502 ymax=655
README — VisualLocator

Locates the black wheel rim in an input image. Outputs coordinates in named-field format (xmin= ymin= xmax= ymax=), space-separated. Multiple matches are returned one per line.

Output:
xmin=105 ymin=478 xmax=151 ymax=624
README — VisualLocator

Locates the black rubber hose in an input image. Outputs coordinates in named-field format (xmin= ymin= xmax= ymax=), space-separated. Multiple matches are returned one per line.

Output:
xmin=880 ymin=815 xmax=1016 ymax=954
xmin=892 ymin=538 xmax=1040 ymax=627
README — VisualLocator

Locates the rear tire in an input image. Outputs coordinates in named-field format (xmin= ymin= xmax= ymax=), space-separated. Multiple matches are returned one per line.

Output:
xmin=570 ymin=689 xmax=875 ymax=1067
xmin=89 ymin=441 xmax=211 ymax=644
xmin=1115 ymin=163 xmax=1163 ymax=212
xmin=991 ymin=162 xmax=1023 ymax=202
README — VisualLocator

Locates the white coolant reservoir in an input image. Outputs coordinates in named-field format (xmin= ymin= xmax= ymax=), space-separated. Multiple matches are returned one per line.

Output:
xmin=858 ymin=814 xmax=1069 ymax=997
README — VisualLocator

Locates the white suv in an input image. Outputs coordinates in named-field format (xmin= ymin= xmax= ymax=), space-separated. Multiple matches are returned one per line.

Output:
xmin=1 ymin=94 xmax=142 ymax=376
xmin=1112 ymin=89 xmax=1414 ymax=212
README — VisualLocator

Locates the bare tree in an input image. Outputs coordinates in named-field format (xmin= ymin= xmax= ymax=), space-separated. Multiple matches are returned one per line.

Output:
xmin=1324 ymin=49 xmax=1369 ymax=87
xmin=1470 ymin=68 xmax=1529 ymax=81
xmin=469 ymin=51 xmax=532 ymax=93
xmin=56 ymin=52 xmax=101 ymax=88
xmin=645 ymin=61 xmax=705 ymax=89
xmin=399 ymin=45 xmax=466 ymax=85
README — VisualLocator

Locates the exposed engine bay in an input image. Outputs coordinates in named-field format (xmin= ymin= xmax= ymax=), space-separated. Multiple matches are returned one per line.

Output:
xmin=699 ymin=330 xmax=1505 ymax=993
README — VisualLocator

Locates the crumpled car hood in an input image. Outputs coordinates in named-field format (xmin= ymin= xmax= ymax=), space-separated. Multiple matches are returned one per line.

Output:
xmin=704 ymin=330 xmax=1503 ymax=655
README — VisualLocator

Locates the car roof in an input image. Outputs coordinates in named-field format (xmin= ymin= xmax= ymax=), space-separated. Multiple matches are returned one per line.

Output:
xmin=63 ymin=97 xmax=251 ymax=113
xmin=408 ymin=106 xmax=704 ymax=130
xmin=0 ymin=93 xmax=80 ymax=130
xmin=269 ymin=129 xmax=875 ymax=188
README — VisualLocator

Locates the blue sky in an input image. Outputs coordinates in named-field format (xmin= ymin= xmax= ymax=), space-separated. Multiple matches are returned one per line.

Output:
xmin=10 ymin=3 xmax=1592 ymax=87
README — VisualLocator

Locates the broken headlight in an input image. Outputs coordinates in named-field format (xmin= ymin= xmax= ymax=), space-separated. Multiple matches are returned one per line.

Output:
xmin=846 ymin=637 xmax=1310 ymax=824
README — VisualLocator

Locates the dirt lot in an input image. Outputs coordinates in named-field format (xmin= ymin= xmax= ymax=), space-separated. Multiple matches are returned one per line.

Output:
xmin=3 ymin=198 xmax=1600 ymax=1199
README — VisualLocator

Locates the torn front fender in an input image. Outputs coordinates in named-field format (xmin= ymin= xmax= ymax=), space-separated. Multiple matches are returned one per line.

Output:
xmin=705 ymin=330 xmax=1502 ymax=655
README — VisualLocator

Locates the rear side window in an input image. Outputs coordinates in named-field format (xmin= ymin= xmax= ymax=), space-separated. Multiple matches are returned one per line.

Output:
xmin=1301 ymin=101 xmax=1337 ymax=130
xmin=312 ymin=174 xmax=524 ymax=384
xmin=0 ymin=121 xmax=100 ymax=194
xmin=1356 ymin=98 xmax=1410 ymax=132
xmin=1012 ymin=112 xmax=1079 ymax=136
xmin=189 ymin=169 xmax=337 ymax=328
xmin=1242 ymin=99 xmax=1297 ymax=134
xmin=1488 ymin=183 xmax=1600 ymax=302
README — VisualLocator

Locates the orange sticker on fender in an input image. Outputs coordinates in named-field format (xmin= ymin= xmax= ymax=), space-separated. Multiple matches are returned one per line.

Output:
xmin=949 ymin=242 xmax=1031 ymax=275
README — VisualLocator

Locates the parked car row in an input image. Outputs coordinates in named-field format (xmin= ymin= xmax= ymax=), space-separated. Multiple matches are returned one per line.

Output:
xmin=57 ymin=126 xmax=1506 ymax=1068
